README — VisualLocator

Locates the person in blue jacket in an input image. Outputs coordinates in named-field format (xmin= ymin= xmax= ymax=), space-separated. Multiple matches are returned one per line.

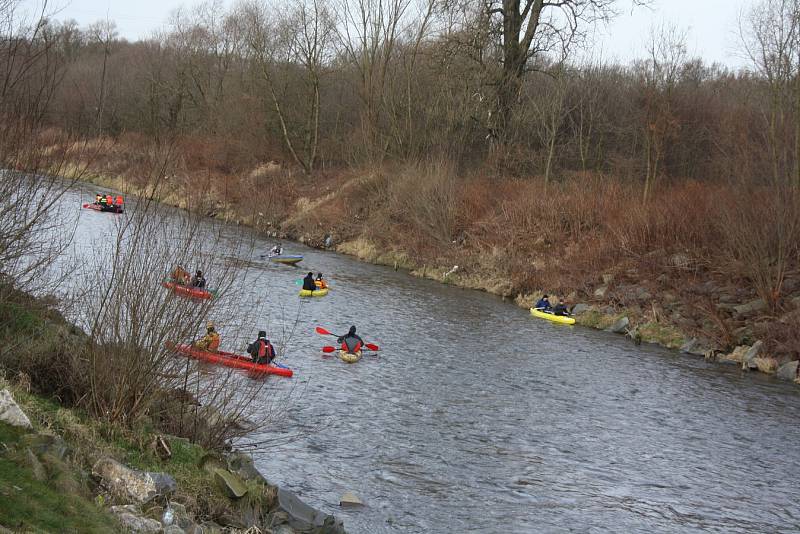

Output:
xmin=535 ymin=294 xmax=552 ymax=311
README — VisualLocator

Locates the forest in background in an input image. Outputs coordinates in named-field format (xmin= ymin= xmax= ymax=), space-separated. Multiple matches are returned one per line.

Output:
xmin=3 ymin=0 xmax=800 ymax=364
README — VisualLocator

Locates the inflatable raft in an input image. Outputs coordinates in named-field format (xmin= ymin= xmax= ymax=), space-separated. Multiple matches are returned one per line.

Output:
xmin=299 ymin=287 xmax=329 ymax=297
xmin=530 ymin=308 xmax=575 ymax=325
xmin=338 ymin=350 xmax=362 ymax=363
xmin=172 ymin=343 xmax=293 ymax=377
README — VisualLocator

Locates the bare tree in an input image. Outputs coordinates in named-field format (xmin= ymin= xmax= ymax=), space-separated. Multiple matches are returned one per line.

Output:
xmin=636 ymin=23 xmax=687 ymax=201
xmin=480 ymin=0 xmax=648 ymax=141
xmin=237 ymin=0 xmax=334 ymax=174
xmin=741 ymin=0 xmax=800 ymax=188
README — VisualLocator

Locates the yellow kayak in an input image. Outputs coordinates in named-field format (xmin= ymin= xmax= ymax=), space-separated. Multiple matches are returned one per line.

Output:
xmin=299 ymin=287 xmax=329 ymax=297
xmin=530 ymin=308 xmax=575 ymax=325
xmin=339 ymin=350 xmax=362 ymax=363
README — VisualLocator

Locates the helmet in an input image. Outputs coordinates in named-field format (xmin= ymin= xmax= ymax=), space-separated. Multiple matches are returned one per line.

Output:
xmin=207 ymin=321 xmax=215 ymax=330
xmin=258 ymin=330 xmax=267 ymax=338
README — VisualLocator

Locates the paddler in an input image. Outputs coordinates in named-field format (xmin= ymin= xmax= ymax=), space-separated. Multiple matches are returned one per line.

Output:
xmin=195 ymin=322 xmax=221 ymax=352
xmin=270 ymin=243 xmax=283 ymax=255
xmin=98 ymin=194 xmax=108 ymax=208
xmin=94 ymin=193 xmax=103 ymax=204
xmin=315 ymin=273 xmax=327 ymax=289
xmin=190 ymin=270 xmax=206 ymax=288
xmin=302 ymin=272 xmax=317 ymax=292
xmin=247 ymin=331 xmax=276 ymax=364
xmin=337 ymin=326 xmax=364 ymax=354
xmin=552 ymin=298 xmax=570 ymax=316
xmin=171 ymin=265 xmax=190 ymax=285
xmin=534 ymin=294 xmax=552 ymax=311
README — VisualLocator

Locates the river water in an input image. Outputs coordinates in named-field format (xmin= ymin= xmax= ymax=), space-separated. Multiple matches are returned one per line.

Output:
xmin=63 ymin=185 xmax=800 ymax=533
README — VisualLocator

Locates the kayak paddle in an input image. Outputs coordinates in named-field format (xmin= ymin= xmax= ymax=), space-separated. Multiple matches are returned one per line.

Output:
xmin=321 ymin=344 xmax=379 ymax=352
xmin=316 ymin=327 xmax=378 ymax=350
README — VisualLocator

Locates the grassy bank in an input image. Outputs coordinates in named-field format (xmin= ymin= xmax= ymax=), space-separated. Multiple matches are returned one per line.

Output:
xmin=0 ymin=285 xmax=287 ymax=532
xmin=52 ymin=135 xmax=800 ymax=380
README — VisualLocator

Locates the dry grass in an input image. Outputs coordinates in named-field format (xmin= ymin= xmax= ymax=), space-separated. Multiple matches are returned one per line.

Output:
xmin=46 ymin=132 xmax=800 ymax=361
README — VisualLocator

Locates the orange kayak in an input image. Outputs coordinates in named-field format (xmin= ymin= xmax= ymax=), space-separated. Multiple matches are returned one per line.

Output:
xmin=161 ymin=280 xmax=215 ymax=300
xmin=171 ymin=343 xmax=293 ymax=377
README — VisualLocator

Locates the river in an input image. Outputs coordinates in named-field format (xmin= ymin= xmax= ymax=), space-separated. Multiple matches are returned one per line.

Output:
xmin=63 ymin=184 xmax=800 ymax=533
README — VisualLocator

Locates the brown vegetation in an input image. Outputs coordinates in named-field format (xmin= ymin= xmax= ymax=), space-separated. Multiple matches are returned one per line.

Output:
xmin=3 ymin=0 xmax=800 ymax=369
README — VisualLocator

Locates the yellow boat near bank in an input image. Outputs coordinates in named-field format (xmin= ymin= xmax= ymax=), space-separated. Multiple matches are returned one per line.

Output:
xmin=299 ymin=287 xmax=329 ymax=297
xmin=530 ymin=308 xmax=576 ymax=325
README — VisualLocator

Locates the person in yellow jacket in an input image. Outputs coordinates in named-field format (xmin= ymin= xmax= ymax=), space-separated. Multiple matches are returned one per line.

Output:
xmin=195 ymin=322 xmax=221 ymax=352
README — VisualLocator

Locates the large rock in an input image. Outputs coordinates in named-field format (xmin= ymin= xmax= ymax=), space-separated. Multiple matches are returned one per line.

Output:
xmin=680 ymin=338 xmax=712 ymax=357
xmin=20 ymin=433 xmax=71 ymax=461
xmin=277 ymin=488 xmax=346 ymax=534
xmin=571 ymin=303 xmax=590 ymax=315
xmin=742 ymin=340 xmax=765 ymax=370
xmin=777 ymin=361 xmax=799 ymax=381
xmin=340 ymin=491 xmax=363 ymax=507
xmin=110 ymin=506 xmax=161 ymax=533
xmin=225 ymin=452 xmax=265 ymax=482
xmin=753 ymin=357 xmax=778 ymax=374
xmin=734 ymin=298 xmax=767 ymax=316
xmin=212 ymin=468 xmax=248 ymax=499
xmin=0 ymin=389 xmax=32 ymax=429
xmin=93 ymin=458 xmax=176 ymax=504
xmin=606 ymin=317 xmax=629 ymax=334
xmin=719 ymin=345 xmax=749 ymax=364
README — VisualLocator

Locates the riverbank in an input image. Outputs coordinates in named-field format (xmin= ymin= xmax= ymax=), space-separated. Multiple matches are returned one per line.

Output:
xmin=0 ymin=284 xmax=346 ymax=533
xmin=51 ymin=135 xmax=800 ymax=385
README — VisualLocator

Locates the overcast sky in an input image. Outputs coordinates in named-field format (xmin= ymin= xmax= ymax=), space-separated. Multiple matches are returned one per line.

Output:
xmin=23 ymin=0 xmax=755 ymax=68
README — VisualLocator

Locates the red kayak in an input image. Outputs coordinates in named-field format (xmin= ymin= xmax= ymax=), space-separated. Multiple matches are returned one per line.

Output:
xmin=171 ymin=343 xmax=293 ymax=377
xmin=82 ymin=203 xmax=124 ymax=214
xmin=161 ymin=281 xmax=215 ymax=300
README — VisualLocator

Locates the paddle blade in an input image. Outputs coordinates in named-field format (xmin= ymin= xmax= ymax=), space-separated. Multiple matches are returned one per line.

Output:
xmin=315 ymin=326 xmax=334 ymax=336
xmin=365 ymin=343 xmax=379 ymax=351
xmin=295 ymin=279 xmax=302 ymax=286
xmin=321 ymin=346 xmax=336 ymax=353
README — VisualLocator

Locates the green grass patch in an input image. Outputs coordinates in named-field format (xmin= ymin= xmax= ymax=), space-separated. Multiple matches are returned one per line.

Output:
xmin=576 ymin=310 xmax=623 ymax=330
xmin=0 ymin=423 xmax=119 ymax=533
xmin=637 ymin=321 xmax=686 ymax=349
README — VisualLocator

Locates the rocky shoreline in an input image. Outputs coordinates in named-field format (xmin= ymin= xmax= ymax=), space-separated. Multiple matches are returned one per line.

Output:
xmin=0 ymin=385 xmax=347 ymax=533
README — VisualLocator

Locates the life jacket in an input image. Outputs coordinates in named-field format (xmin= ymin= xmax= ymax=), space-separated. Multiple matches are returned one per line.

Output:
xmin=257 ymin=339 xmax=275 ymax=360
xmin=115 ymin=196 xmax=124 ymax=205
xmin=99 ymin=195 xmax=108 ymax=205
xmin=341 ymin=336 xmax=362 ymax=354
xmin=208 ymin=332 xmax=220 ymax=350
xmin=106 ymin=195 xmax=113 ymax=205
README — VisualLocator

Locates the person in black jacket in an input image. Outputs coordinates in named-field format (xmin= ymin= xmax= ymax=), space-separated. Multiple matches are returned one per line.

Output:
xmin=247 ymin=331 xmax=276 ymax=364
xmin=302 ymin=272 xmax=317 ymax=291
xmin=552 ymin=299 xmax=570 ymax=316
xmin=338 ymin=326 xmax=365 ymax=354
